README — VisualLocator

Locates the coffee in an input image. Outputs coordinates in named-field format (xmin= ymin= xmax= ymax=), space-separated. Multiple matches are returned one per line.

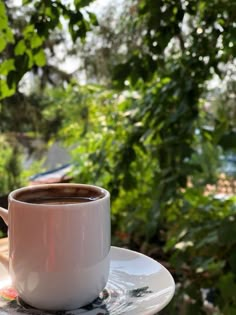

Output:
xmin=1 ymin=183 xmax=110 ymax=310
xmin=25 ymin=196 xmax=99 ymax=204
xmin=15 ymin=185 xmax=105 ymax=205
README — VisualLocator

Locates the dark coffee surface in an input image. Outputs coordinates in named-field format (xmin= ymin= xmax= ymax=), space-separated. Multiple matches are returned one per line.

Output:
xmin=25 ymin=196 xmax=98 ymax=204
xmin=15 ymin=185 xmax=105 ymax=204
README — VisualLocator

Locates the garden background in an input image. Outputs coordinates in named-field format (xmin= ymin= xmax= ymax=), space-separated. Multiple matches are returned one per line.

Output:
xmin=0 ymin=0 xmax=236 ymax=314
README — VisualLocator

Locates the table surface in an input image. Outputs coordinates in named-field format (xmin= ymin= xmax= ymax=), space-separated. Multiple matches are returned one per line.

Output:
xmin=0 ymin=237 xmax=8 ymax=252
xmin=0 ymin=238 xmax=8 ymax=269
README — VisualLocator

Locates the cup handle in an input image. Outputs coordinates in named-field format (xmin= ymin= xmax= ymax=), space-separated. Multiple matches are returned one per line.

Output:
xmin=0 ymin=207 xmax=8 ymax=226
xmin=0 ymin=207 xmax=9 ymax=270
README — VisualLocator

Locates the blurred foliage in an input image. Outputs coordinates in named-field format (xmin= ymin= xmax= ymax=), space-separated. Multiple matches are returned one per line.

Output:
xmin=0 ymin=135 xmax=22 ymax=194
xmin=0 ymin=0 xmax=236 ymax=314
xmin=0 ymin=0 xmax=97 ymax=99
xmin=38 ymin=82 xmax=236 ymax=314
xmin=163 ymin=190 xmax=236 ymax=315
xmin=0 ymin=134 xmax=44 ymax=195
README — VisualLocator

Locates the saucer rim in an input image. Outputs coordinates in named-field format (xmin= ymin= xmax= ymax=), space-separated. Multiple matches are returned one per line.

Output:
xmin=0 ymin=246 xmax=175 ymax=315
xmin=109 ymin=246 xmax=175 ymax=314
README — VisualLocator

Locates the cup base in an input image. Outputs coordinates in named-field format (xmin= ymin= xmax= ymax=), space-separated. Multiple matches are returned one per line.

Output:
xmin=17 ymin=289 xmax=110 ymax=312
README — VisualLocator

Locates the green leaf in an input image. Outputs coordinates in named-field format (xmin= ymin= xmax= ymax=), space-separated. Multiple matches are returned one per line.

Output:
xmin=0 ymin=59 xmax=15 ymax=75
xmin=0 ymin=1 xmax=8 ymax=30
xmin=23 ymin=24 xmax=35 ymax=37
xmin=218 ymin=218 xmax=236 ymax=246
xmin=0 ymin=2 xmax=14 ymax=52
xmin=14 ymin=40 xmax=26 ymax=56
xmin=26 ymin=49 xmax=34 ymax=68
xmin=5 ymin=28 xmax=14 ymax=44
xmin=87 ymin=11 xmax=98 ymax=26
xmin=0 ymin=79 xmax=15 ymax=100
xmin=0 ymin=36 xmax=6 ymax=52
xmin=45 ymin=7 xmax=54 ymax=19
xmin=30 ymin=34 xmax=44 ymax=49
xmin=218 ymin=273 xmax=236 ymax=301
xmin=34 ymin=49 xmax=46 ymax=67
xmin=196 ymin=230 xmax=218 ymax=248
xmin=74 ymin=0 xmax=92 ymax=9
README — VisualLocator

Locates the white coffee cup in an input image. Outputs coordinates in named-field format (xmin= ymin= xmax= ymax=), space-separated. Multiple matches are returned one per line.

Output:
xmin=0 ymin=183 xmax=110 ymax=311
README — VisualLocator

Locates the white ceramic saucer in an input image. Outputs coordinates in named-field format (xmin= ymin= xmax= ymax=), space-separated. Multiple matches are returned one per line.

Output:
xmin=0 ymin=247 xmax=175 ymax=315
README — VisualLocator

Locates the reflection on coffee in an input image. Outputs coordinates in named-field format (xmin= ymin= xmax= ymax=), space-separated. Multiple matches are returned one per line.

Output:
xmin=25 ymin=196 xmax=99 ymax=205
xmin=15 ymin=186 xmax=105 ymax=204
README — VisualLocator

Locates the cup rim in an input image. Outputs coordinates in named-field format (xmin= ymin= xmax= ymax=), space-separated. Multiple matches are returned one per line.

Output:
xmin=9 ymin=183 xmax=110 ymax=207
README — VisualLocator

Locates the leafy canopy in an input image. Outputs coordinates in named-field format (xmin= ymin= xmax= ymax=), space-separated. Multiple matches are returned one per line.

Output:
xmin=0 ymin=0 xmax=97 ymax=99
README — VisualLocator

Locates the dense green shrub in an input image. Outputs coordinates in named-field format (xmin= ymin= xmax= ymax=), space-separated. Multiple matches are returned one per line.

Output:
xmin=164 ymin=190 xmax=236 ymax=315
xmin=0 ymin=135 xmax=22 ymax=195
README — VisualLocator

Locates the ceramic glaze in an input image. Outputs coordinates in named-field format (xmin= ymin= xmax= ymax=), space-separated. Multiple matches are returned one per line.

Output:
xmin=12 ymin=255 xmax=110 ymax=310
xmin=0 ymin=246 xmax=175 ymax=315
xmin=0 ymin=183 xmax=111 ymax=311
